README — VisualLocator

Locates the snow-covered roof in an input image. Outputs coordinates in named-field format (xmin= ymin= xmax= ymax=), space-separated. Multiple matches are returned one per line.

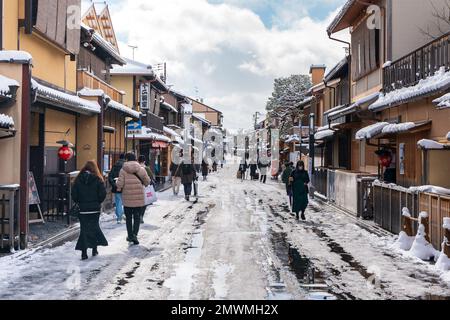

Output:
xmin=108 ymin=100 xmax=140 ymax=119
xmin=314 ymin=124 xmax=339 ymax=141
xmin=161 ymin=101 xmax=178 ymax=113
xmin=78 ymin=87 xmax=106 ymax=97
xmin=164 ymin=126 xmax=181 ymax=138
xmin=382 ymin=122 xmax=416 ymax=135
xmin=111 ymin=58 xmax=154 ymax=77
xmin=129 ymin=126 xmax=171 ymax=142
xmin=192 ymin=113 xmax=211 ymax=125
xmin=355 ymin=122 xmax=389 ymax=140
xmin=324 ymin=57 xmax=348 ymax=83
xmin=417 ymin=139 xmax=448 ymax=150
xmin=81 ymin=23 xmax=126 ymax=65
xmin=327 ymin=0 xmax=356 ymax=34
xmin=0 ymin=51 xmax=33 ymax=64
xmin=370 ymin=67 xmax=450 ymax=112
xmin=433 ymin=92 xmax=450 ymax=109
xmin=326 ymin=104 xmax=355 ymax=120
xmin=33 ymin=79 xmax=101 ymax=115
xmin=0 ymin=75 xmax=19 ymax=98
xmin=0 ymin=114 xmax=14 ymax=129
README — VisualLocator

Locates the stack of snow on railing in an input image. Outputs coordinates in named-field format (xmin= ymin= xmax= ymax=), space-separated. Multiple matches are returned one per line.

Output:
xmin=0 ymin=114 xmax=14 ymax=129
xmin=436 ymin=218 xmax=450 ymax=272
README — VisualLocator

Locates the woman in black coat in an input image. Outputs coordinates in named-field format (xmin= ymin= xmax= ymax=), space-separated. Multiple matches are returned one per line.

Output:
xmin=72 ymin=160 xmax=108 ymax=260
xmin=201 ymin=160 xmax=209 ymax=181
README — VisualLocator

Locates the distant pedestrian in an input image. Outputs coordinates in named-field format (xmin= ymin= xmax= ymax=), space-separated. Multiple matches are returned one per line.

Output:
xmin=282 ymin=162 xmax=294 ymax=207
xmin=138 ymin=155 xmax=155 ymax=224
xmin=202 ymin=160 xmax=209 ymax=181
xmin=109 ymin=154 xmax=125 ymax=224
xmin=250 ymin=163 xmax=258 ymax=180
xmin=258 ymin=160 xmax=269 ymax=184
xmin=212 ymin=161 xmax=218 ymax=172
xmin=170 ymin=161 xmax=182 ymax=196
xmin=116 ymin=153 xmax=151 ymax=245
xmin=238 ymin=160 xmax=248 ymax=181
xmin=289 ymin=161 xmax=310 ymax=221
xmin=72 ymin=160 xmax=108 ymax=261
xmin=181 ymin=161 xmax=197 ymax=201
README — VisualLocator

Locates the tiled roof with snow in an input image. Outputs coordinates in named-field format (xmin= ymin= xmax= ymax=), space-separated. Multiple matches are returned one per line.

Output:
xmin=417 ymin=139 xmax=448 ymax=150
xmin=355 ymin=122 xmax=389 ymax=140
xmin=164 ymin=126 xmax=181 ymax=138
xmin=0 ymin=114 xmax=14 ymax=129
xmin=0 ymin=75 xmax=19 ymax=97
xmin=433 ymin=92 xmax=450 ymax=109
xmin=382 ymin=122 xmax=416 ymax=135
xmin=0 ymin=51 xmax=33 ymax=64
xmin=108 ymin=100 xmax=140 ymax=119
xmin=370 ymin=67 xmax=450 ymax=112
xmin=111 ymin=58 xmax=154 ymax=76
xmin=326 ymin=0 xmax=356 ymax=34
xmin=314 ymin=124 xmax=339 ymax=141
xmin=192 ymin=113 xmax=211 ymax=125
xmin=161 ymin=101 xmax=178 ymax=113
xmin=78 ymin=87 xmax=106 ymax=97
xmin=33 ymin=79 xmax=101 ymax=115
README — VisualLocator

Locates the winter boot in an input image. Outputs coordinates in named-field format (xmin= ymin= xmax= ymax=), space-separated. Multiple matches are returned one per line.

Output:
xmin=185 ymin=195 xmax=190 ymax=201
xmin=301 ymin=212 xmax=306 ymax=221
xmin=92 ymin=248 xmax=99 ymax=257
xmin=132 ymin=237 xmax=140 ymax=245
xmin=295 ymin=212 xmax=300 ymax=220
xmin=81 ymin=250 xmax=88 ymax=261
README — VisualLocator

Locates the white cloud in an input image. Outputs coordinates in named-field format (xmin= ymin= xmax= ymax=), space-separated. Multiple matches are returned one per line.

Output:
xmin=105 ymin=0 xmax=348 ymax=130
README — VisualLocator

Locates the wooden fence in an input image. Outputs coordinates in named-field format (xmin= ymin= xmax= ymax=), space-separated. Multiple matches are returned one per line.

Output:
xmin=0 ymin=186 xmax=20 ymax=251
xmin=419 ymin=193 xmax=450 ymax=251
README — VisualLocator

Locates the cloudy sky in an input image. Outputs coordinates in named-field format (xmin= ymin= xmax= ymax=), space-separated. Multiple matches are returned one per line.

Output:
xmin=83 ymin=0 xmax=349 ymax=130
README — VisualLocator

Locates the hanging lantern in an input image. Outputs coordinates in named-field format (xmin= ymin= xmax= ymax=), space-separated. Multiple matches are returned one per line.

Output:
xmin=58 ymin=145 xmax=74 ymax=161
xmin=379 ymin=154 xmax=392 ymax=168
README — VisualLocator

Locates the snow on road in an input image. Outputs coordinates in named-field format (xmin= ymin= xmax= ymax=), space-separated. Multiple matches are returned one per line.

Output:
xmin=0 ymin=161 xmax=449 ymax=300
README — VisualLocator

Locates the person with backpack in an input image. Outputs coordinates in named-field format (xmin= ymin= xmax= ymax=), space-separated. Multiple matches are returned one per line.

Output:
xmin=138 ymin=155 xmax=155 ymax=224
xmin=116 ymin=153 xmax=151 ymax=245
xmin=72 ymin=160 xmax=108 ymax=261
xmin=109 ymin=154 xmax=125 ymax=224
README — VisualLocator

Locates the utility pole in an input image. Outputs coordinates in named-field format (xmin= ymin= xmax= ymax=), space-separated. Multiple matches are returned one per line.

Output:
xmin=128 ymin=45 xmax=138 ymax=60
xmin=309 ymin=113 xmax=316 ymax=198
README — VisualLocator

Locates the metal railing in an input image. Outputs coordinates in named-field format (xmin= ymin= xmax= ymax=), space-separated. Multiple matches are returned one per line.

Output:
xmin=0 ymin=185 xmax=20 ymax=251
xmin=312 ymin=168 xmax=328 ymax=198
xmin=383 ymin=32 xmax=450 ymax=93
xmin=42 ymin=174 xmax=72 ymax=224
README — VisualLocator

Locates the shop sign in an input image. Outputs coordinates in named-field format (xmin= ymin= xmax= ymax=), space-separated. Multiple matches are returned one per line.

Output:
xmin=140 ymin=83 xmax=150 ymax=111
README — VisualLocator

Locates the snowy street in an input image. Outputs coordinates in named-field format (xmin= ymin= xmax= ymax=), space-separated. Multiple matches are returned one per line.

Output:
xmin=0 ymin=162 xmax=449 ymax=300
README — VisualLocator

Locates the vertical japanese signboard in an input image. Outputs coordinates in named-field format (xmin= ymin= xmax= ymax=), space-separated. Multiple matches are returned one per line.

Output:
xmin=140 ymin=83 xmax=150 ymax=112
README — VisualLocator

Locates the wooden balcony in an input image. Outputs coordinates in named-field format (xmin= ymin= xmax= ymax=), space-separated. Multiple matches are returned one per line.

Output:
xmin=383 ymin=32 xmax=450 ymax=93
xmin=77 ymin=70 xmax=124 ymax=103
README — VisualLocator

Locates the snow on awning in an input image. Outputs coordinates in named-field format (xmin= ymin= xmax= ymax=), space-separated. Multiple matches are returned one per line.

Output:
xmin=161 ymin=101 xmax=178 ymax=113
xmin=0 ymin=51 xmax=33 ymax=64
xmin=417 ymin=139 xmax=449 ymax=150
xmin=327 ymin=104 xmax=355 ymax=121
xmin=0 ymin=75 xmax=19 ymax=100
xmin=381 ymin=120 xmax=432 ymax=136
xmin=0 ymin=113 xmax=14 ymax=129
xmin=433 ymin=92 xmax=450 ymax=109
xmin=108 ymin=100 xmax=140 ymax=119
xmin=129 ymin=127 xmax=171 ymax=143
xmin=314 ymin=125 xmax=338 ymax=141
xmin=285 ymin=134 xmax=301 ymax=143
xmin=370 ymin=67 xmax=450 ymax=112
xmin=164 ymin=126 xmax=181 ymax=138
xmin=33 ymin=79 xmax=101 ymax=115
xmin=78 ymin=87 xmax=106 ymax=97
xmin=355 ymin=122 xmax=389 ymax=140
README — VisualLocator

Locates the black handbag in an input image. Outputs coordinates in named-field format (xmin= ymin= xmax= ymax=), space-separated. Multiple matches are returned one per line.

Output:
xmin=69 ymin=203 xmax=81 ymax=218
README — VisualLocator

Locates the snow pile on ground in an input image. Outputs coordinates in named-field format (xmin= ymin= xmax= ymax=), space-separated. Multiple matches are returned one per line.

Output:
xmin=409 ymin=212 xmax=440 ymax=261
xmin=0 ymin=75 xmax=19 ymax=96
xmin=0 ymin=114 xmax=14 ymax=128
xmin=409 ymin=185 xmax=450 ymax=196
xmin=370 ymin=67 xmax=450 ymax=111
xmin=382 ymin=122 xmax=415 ymax=134
xmin=436 ymin=218 xmax=450 ymax=272
xmin=0 ymin=50 xmax=33 ymax=63
xmin=393 ymin=208 xmax=415 ymax=251
xmin=355 ymin=122 xmax=389 ymax=140
xmin=433 ymin=92 xmax=450 ymax=109
xmin=417 ymin=139 xmax=447 ymax=150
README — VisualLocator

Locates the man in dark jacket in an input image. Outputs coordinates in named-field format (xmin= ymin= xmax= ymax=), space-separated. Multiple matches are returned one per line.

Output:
xmin=109 ymin=154 xmax=125 ymax=224
xmin=181 ymin=161 xmax=197 ymax=201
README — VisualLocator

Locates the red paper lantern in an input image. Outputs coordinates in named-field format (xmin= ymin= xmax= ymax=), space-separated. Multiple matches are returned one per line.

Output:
xmin=58 ymin=145 xmax=74 ymax=161
xmin=379 ymin=154 xmax=392 ymax=168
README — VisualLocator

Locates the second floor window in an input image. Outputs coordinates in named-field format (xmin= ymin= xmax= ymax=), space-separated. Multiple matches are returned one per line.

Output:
xmin=351 ymin=18 xmax=380 ymax=81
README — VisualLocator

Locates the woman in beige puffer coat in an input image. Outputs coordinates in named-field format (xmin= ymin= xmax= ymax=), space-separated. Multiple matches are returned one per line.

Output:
xmin=116 ymin=153 xmax=151 ymax=245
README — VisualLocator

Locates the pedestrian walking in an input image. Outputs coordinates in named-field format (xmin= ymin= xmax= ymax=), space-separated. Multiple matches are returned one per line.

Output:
xmin=138 ymin=155 xmax=155 ymax=224
xmin=250 ymin=163 xmax=258 ymax=180
xmin=72 ymin=160 xmax=108 ymax=261
xmin=181 ymin=161 xmax=197 ymax=201
xmin=170 ymin=161 xmax=182 ymax=196
xmin=282 ymin=162 xmax=294 ymax=207
xmin=258 ymin=160 xmax=269 ymax=184
xmin=212 ymin=161 xmax=218 ymax=172
xmin=116 ymin=153 xmax=151 ymax=245
xmin=109 ymin=153 xmax=125 ymax=224
xmin=238 ymin=160 xmax=248 ymax=181
xmin=289 ymin=161 xmax=310 ymax=221
xmin=201 ymin=160 xmax=209 ymax=181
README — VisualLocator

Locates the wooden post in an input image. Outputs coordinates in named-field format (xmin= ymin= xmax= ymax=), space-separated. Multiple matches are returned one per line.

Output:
xmin=402 ymin=215 xmax=415 ymax=237
xmin=420 ymin=213 xmax=431 ymax=243
xmin=444 ymin=218 xmax=450 ymax=257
